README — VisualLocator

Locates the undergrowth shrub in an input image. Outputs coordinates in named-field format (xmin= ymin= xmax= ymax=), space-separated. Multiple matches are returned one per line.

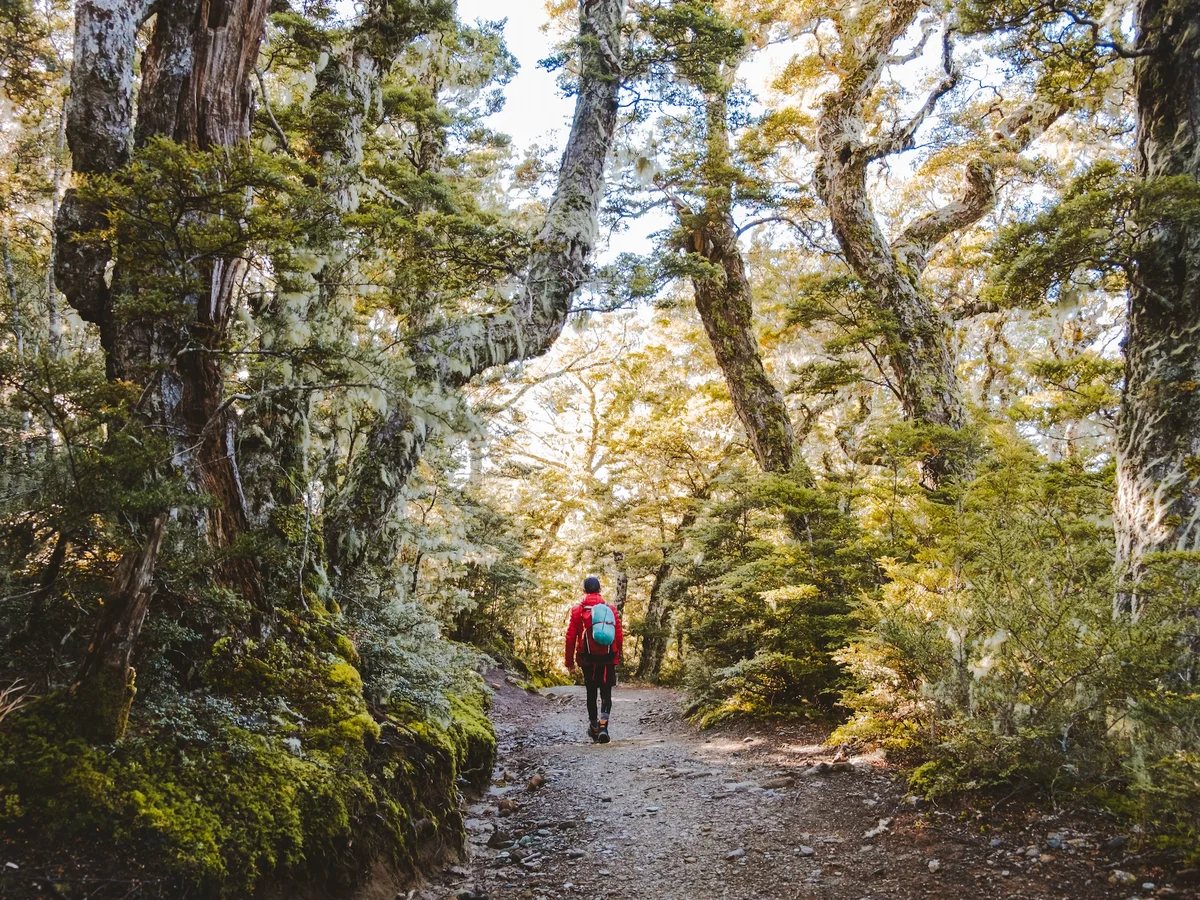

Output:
xmin=676 ymin=467 xmax=877 ymax=724
xmin=833 ymin=444 xmax=1200 ymax=855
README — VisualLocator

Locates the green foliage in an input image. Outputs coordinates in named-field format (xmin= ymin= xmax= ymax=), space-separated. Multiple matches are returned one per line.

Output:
xmin=675 ymin=466 xmax=876 ymax=722
xmin=631 ymin=1 xmax=747 ymax=93
xmin=987 ymin=161 xmax=1200 ymax=310
xmin=834 ymin=444 xmax=1200 ymax=843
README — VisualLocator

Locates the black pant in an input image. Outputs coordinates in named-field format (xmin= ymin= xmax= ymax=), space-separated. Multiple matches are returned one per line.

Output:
xmin=585 ymin=673 xmax=613 ymax=724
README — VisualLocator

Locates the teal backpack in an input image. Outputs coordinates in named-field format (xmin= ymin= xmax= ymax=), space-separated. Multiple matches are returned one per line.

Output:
xmin=587 ymin=602 xmax=616 ymax=648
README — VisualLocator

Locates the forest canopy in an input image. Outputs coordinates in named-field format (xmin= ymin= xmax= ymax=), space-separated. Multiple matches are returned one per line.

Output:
xmin=1 ymin=0 xmax=1199 ymax=895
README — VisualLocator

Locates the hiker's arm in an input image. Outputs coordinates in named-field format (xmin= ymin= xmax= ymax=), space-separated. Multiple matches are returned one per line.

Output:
xmin=564 ymin=607 xmax=578 ymax=671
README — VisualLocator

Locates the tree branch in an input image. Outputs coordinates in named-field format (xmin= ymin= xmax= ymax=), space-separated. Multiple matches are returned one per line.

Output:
xmin=891 ymin=98 xmax=1069 ymax=272
xmin=864 ymin=24 xmax=959 ymax=162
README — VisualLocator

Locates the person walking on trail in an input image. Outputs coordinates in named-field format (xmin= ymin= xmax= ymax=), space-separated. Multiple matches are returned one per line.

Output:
xmin=565 ymin=576 xmax=623 ymax=744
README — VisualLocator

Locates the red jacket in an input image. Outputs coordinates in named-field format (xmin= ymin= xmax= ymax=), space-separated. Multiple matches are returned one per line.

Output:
xmin=565 ymin=593 xmax=623 ymax=669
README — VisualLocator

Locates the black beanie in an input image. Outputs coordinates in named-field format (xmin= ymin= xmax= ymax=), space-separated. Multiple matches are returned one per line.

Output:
xmin=583 ymin=576 xmax=601 ymax=594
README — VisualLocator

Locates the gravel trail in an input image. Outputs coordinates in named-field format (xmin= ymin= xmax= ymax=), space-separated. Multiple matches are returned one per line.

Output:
xmin=424 ymin=676 xmax=1186 ymax=900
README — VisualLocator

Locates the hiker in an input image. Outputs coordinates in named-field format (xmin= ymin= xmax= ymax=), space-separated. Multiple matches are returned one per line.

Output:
xmin=565 ymin=575 xmax=623 ymax=743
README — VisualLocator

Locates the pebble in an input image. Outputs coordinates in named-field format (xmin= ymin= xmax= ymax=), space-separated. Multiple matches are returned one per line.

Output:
xmin=1143 ymin=883 xmax=1157 ymax=891
xmin=798 ymin=845 xmax=815 ymax=856
xmin=528 ymin=774 xmax=546 ymax=790
xmin=1109 ymin=870 xmax=1137 ymax=886
xmin=927 ymin=859 xmax=941 ymax=873
xmin=726 ymin=849 xmax=746 ymax=860
xmin=759 ymin=775 xmax=795 ymax=790
xmin=646 ymin=806 xmax=660 ymax=813
xmin=566 ymin=849 xmax=585 ymax=859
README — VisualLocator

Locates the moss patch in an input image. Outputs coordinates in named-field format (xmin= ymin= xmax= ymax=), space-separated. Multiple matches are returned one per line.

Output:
xmin=0 ymin=655 xmax=496 ymax=897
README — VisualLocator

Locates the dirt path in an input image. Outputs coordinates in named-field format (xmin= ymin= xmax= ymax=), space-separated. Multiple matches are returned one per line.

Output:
xmin=422 ymin=677 xmax=1188 ymax=900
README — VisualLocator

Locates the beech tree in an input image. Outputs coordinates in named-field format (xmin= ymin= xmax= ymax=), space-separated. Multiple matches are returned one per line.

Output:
xmin=53 ymin=0 xmax=624 ymax=742
xmin=1113 ymin=0 xmax=1200 ymax=606
xmin=633 ymin=2 xmax=798 ymax=473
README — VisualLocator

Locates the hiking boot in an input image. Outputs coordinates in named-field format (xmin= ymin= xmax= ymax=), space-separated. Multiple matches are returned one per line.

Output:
xmin=597 ymin=718 xmax=610 ymax=744
xmin=587 ymin=721 xmax=600 ymax=742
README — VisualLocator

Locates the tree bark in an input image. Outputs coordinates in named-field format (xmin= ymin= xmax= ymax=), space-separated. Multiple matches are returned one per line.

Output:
xmin=814 ymin=8 xmax=1064 ymax=482
xmin=680 ymin=91 xmax=796 ymax=474
xmin=635 ymin=502 xmax=703 ymax=682
xmin=612 ymin=551 xmax=628 ymax=615
xmin=1113 ymin=0 xmax=1200 ymax=614
xmin=56 ymin=0 xmax=271 ymax=739
xmin=71 ymin=514 xmax=167 ymax=742
xmin=325 ymin=0 xmax=625 ymax=586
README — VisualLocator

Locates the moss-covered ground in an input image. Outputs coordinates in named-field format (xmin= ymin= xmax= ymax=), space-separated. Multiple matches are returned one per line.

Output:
xmin=0 ymin=632 xmax=496 ymax=898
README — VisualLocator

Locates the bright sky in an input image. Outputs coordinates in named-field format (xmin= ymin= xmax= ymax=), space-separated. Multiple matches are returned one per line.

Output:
xmin=455 ymin=3 xmax=574 ymax=164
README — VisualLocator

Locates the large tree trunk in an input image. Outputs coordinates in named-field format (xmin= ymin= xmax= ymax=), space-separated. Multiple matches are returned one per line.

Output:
xmin=814 ymin=3 xmax=962 ymax=452
xmin=1113 ymin=0 xmax=1200 ymax=615
xmin=612 ymin=552 xmax=628 ymax=616
xmin=814 ymin=7 xmax=1063 ymax=483
xmin=325 ymin=0 xmax=625 ymax=587
xmin=680 ymin=90 xmax=796 ymax=474
xmin=56 ymin=0 xmax=271 ymax=740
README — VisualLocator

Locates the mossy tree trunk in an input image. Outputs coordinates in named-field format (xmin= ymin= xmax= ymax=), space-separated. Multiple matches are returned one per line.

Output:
xmin=71 ymin=514 xmax=167 ymax=742
xmin=56 ymin=0 xmax=271 ymax=740
xmin=1114 ymin=0 xmax=1200 ymax=614
xmin=325 ymin=0 xmax=626 ymax=588
xmin=814 ymin=5 xmax=1063 ymax=483
xmin=678 ymin=88 xmax=796 ymax=475
xmin=635 ymin=501 xmax=704 ymax=682
xmin=612 ymin=551 xmax=628 ymax=616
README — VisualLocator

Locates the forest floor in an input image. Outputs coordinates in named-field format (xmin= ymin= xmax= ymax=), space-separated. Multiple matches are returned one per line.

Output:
xmin=418 ymin=673 xmax=1196 ymax=900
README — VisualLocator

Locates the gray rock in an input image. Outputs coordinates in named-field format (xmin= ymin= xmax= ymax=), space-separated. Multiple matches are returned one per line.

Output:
xmin=567 ymin=848 xmax=585 ymax=859
xmin=798 ymin=845 xmax=815 ymax=856
xmin=726 ymin=848 xmax=746 ymax=860
xmin=486 ymin=829 xmax=513 ymax=849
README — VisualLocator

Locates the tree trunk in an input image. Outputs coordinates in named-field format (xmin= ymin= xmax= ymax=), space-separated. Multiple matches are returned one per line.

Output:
xmin=814 ymin=8 xmax=1065 ymax=483
xmin=71 ymin=514 xmax=167 ymax=742
xmin=1113 ymin=0 xmax=1200 ymax=614
xmin=635 ymin=504 xmax=701 ymax=682
xmin=18 ymin=532 xmax=69 ymax=641
xmin=635 ymin=556 xmax=674 ymax=682
xmin=682 ymin=90 xmax=796 ymax=474
xmin=813 ymin=5 xmax=960 ymax=441
xmin=325 ymin=0 xmax=625 ymax=586
xmin=612 ymin=551 xmax=628 ymax=615
xmin=56 ymin=0 xmax=271 ymax=740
